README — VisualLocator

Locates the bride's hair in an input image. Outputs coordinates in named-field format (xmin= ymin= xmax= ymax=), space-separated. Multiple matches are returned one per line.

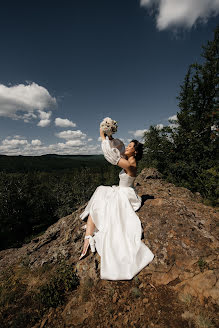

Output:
xmin=130 ymin=140 xmax=144 ymax=161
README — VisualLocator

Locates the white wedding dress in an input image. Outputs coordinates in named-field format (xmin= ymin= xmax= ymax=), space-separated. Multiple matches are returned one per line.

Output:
xmin=79 ymin=136 xmax=154 ymax=280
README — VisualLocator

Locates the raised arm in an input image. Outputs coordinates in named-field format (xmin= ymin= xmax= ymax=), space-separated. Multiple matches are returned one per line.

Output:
xmin=101 ymin=134 xmax=135 ymax=172
xmin=100 ymin=127 xmax=114 ymax=141
xmin=117 ymin=157 xmax=135 ymax=172
xmin=100 ymin=127 xmax=106 ymax=141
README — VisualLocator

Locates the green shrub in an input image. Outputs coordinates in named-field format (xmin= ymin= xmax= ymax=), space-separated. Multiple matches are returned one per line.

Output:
xmin=35 ymin=258 xmax=80 ymax=308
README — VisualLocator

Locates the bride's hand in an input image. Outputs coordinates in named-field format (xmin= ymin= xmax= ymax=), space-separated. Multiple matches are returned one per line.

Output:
xmin=100 ymin=127 xmax=106 ymax=140
xmin=100 ymin=127 xmax=114 ymax=140
xmin=100 ymin=127 xmax=104 ymax=136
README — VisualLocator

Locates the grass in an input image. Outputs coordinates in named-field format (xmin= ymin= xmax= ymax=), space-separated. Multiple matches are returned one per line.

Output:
xmin=195 ymin=314 xmax=214 ymax=328
xmin=197 ymin=257 xmax=208 ymax=272
xmin=179 ymin=293 xmax=193 ymax=305
xmin=0 ymin=254 xmax=80 ymax=328
xmin=133 ymin=276 xmax=141 ymax=286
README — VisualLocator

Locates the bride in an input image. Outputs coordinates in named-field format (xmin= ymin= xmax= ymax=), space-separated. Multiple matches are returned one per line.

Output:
xmin=79 ymin=127 xmax=154 ymax=280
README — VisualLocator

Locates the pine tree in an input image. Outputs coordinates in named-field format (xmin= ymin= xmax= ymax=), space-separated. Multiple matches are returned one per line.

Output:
xmin=142 ymin=25 xmax=219 ymax=205
xmin=175 ymin=25 xmax=219 ymax=168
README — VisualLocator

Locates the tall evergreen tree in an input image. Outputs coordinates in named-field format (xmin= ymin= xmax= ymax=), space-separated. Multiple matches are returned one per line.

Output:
xmin=175 ymin=25 xmax=219 ymax=167
xmin=142 ymin=25 xmax=219 ymax=205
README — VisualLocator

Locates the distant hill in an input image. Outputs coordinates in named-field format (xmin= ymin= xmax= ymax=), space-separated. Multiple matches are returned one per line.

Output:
xmin=0 ymin=154 xmax=107 ymax=173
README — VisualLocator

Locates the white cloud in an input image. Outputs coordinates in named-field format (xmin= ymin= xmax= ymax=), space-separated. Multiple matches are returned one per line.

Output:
xmin=168 ymin=114 xmax=178 ymax=121
xmin=55 ymin=117 xmax=77 ymax=128
xmin=168 ymin=114 xmax=179 ymax=128
xmin=37 ymin=119 xmax=51 ymax=127
xmin=12 ymin=135 xmax=25 ymax=139
xmin=0 ymin=82 xmax=56 ymax=122
xmin=140 ymin=0 xmax=219 ymax=30
xmin=23 ymin=112 xmax=38 ymax=123
xmin=38 ymin=110 xmax=52 ymax=120
xmin=211 ymin=124 xmax=217 ymax=131
xmin=65 ymin=140 xmax=85 ymax=146
xmin=88 ymin=138 xmax=93 ymax=142
xmin=55 ymin=129 xmax=87 ymax=140
xmin=169 ymin=123 xmax=179 ymax=129
xmin=31 ymin=139 xmax=42 ymax=146
xmin=0 ymin=135 xmax=102 ymax=156
xmin=128 ymin=129 xmax=148 ymax=138
xmin=2 ymin=138 xmax=28 ymax=148
xmin=155 ymin=123 xmax=164 ymax=130
xmin=37 ymin=110 xmax=52 ymax=127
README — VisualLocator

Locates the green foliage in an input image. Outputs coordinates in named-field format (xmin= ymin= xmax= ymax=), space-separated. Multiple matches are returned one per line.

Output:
xmin=142 ymin=125 xmax=175 ymax=176
xmin=142 ymin=25 xmax=219 ymax=206
xmin=0 ymin=154 xmax=107 ymax=173
xmin=0 ymin=264 xmax=43 ymax=328
xmin=35 ymin=258 xmax=79 ymax=308
xmin=0 ymin=257 xmax=80 ymax=328
xmin=0 ymin=161 xmax=120 ymax=250
xmin=0 ymin=172 xmax=58 ymax=250
xmin=133 ymin=276 xmax=141 ymax=286
xmin=131 ymin=287 xmax=141 ymax=298
xmin=197 ymin=257 xmax=208 ymax=272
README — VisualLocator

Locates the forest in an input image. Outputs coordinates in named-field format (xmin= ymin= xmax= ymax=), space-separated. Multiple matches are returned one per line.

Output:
xmin=0 ymin=26 xmax=218 ymax=251
xmin=139 ymin=25 xmax=218 ymax=208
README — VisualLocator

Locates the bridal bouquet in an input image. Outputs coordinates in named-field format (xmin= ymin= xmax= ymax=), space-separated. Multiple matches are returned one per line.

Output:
xmin=100 ymin=117 xmax=118 ymax=137
xmin=100 ymin=117 xmax=127 ymax=159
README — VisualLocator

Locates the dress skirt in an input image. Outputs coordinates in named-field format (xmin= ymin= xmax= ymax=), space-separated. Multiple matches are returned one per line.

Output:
xmin=79 ymin=184 xmax=155 ymax=280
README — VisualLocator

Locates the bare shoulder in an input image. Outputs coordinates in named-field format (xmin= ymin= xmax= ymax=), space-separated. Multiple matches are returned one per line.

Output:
xmin=117 ymin=157 xmax=136 ymax=176
xmin=128 ymin=157 xmax=136 ymax=166
xmin=126 ymin=157 xmax=137 ymax=177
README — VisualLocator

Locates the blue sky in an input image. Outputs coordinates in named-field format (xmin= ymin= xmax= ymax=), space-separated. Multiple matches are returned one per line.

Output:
xmin=0 ymin=0 xmax=218 ymax=155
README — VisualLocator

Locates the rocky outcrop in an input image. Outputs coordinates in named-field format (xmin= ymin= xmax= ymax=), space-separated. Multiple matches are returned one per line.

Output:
xmin=0 ymin=167 xmax=218 ymax=328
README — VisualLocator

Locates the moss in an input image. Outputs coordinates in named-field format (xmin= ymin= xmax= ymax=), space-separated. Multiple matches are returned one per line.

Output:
xmin=131 ymin=287 xmax=141 ymax=298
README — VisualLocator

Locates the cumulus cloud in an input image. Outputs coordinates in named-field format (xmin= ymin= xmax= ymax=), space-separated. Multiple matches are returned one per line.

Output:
xmin=155 ymin=123 xmax=164 ymax=130
xmin=168 ymin=114 xmax=178 ymax=121
xmin=0 ymin=135 xmax=101 ymax=156
xmin=38 ymin=110 xmax=52 ymax=120
xmin=88 ymin=138 xmax=93 ymax=142
xmin=0 ymin=82 xmax=56 ymax=122
xmin=65 ymin=140 xmax=85 ymax=146
xmin=37 ymin=119 xmax=51 ymax=127
xmin=55 ymin=117 xmax=77 ymax=128
xmin=167 ymin=114 xmax=179 ymax=128
xmin=12 ymin=135 xmax=26 ymax=139
xmin=31 ymin=139 xmax=42 ymax=146
xmin=55 ymin=129 xmax=87 ymax=140
xmin=37 ymin=110 xmax=52 ymax=127
xmin=140 ymin=0 xmax=219 ymax=30
xmin=128 ymin=129 xmax=148 ymax=138
xmin=2 ymin=138 xmax=28 ymax=147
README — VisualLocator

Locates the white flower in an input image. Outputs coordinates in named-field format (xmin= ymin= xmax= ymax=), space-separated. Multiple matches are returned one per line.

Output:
xmin=100 ymin=117 xmax=118 ymax=136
